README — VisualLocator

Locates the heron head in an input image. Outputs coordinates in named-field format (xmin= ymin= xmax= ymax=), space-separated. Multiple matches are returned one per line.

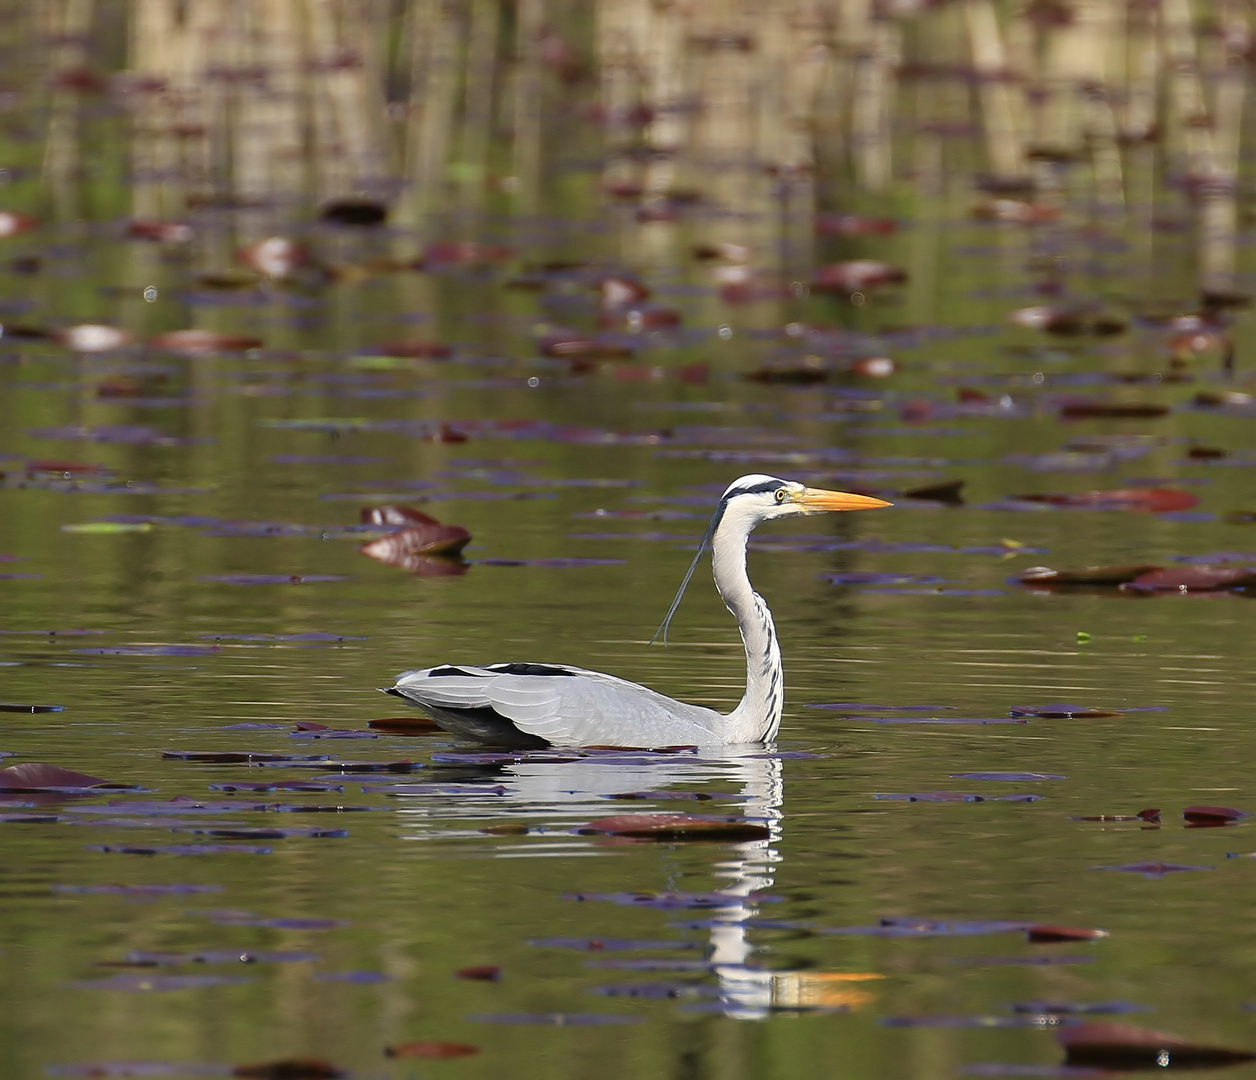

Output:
xmin=720 ymin=474 xmax=892 ymax=522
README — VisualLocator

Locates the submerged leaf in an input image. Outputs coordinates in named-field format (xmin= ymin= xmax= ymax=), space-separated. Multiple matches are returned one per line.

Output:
xmin=580 ymin=814 xmax=771 ymax=842
xmin=1059 ymin=1022 xmax=1256 ymax=1070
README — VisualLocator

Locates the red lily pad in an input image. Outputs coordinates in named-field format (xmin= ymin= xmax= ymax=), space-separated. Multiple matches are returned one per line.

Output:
xmin=366 ymin=716 xmax=442 ymax=734
xmin=1059 ymin=1022 xmax=1256 ymax=1070
xmin=1183 ymin=805 xmax=1248 ymax=825
xmin=385 ymin=1043 xmax=479 ymax=1060
xmin=1093 ymin=862 xmax=1212 ymax=877
xmin=811 ymin=260 xmax=906 ymax=293
xmin=1015 ymin=488 xmax=1198 ymax=513
xmin=580 ymin=814 xmax=771 ymax=842
xmin=0 ymin=762 xmax=124 ymax=792
xmin=1027 ymin=925 xmax=1110 ymax=943
xmin=358 ymin=522 xmax=470 ymax=561
xmin=1124 ymin=565 xmax=1256 ymax=591
xmin=233 ymin=1060 xmax=346 ymax=1080
xmin=1016 ymin=564 xmax=1163 ymax=587
xmin=149 ymin=329 xmax=263 ymax=355
xmin=1008 ymin=704 xmax=1126 ymax=719
xmin=1058 ymin=399 xmax=1170 ymax=419
xmin=456 ymin=965 xmax=501 ymax=981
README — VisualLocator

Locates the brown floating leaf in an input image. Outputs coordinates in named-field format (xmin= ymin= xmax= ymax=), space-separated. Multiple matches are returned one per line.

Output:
xmin=1126 ymin=566 xmax=1256 ymax=592
xmin=1194 ymin=389 xmax=1252 ymax=407
xmin=1058 ymin=399 xmax=1170 ymax=419
xmin=1187 ymin=446 xmax=1228 ymax=459
xmin=360 ymin=504 xmax=442 ymax=528
xmin=367 ymin=716 xmax=442 ymax=734
xmin=849 ymin=356 xmax=897 ymax=378
xmin=598 ymin=274 xmax=651 ymax=308
xmin=581 ymin=814 xmax=771 ymax=842
xmin=1059 ymin=1022 xmax=1256 ymax=1070
xmin=126 ymin=219 xmax=193 ymax=243
xmin=1183 ymin=805 xmax=1248 ymax=825
xmin=0 ymin=762 xmax=115 ymax=790
xmin=150 ymin=329 xmax=263 ymax=355
xmin=1009 ymin=305 xmax=1127 ymax=336
xmin=1027 ymin=924 xmax=1110 ymax=943
xmin=901 ymin=479 xmax=965 ymax=504
xmin=538 ymin=331 xmax=634 ymax=360
xmin=233 ymin=1060 xmax=345 ymax=1080
xmin=744 ymin=357 xmax=828 ymax=384
xmin=456 ymin=965 xmax=501 ymax=981
xmin=386 ymin=1042 xmax=480 ymax=1059
xmin=319 ymin=198 xmax=387 ymax=227
xmin=811 ymin=260 xmax=906 ymax=293
xmin=1137 ymin=808 xmax=1162 ymax=823
xmin=1017 ymin=564 xmax=1163 ymax=586
xmin=1015 ymin=488 xmax=1198 ymax=513
xmin=359 ymin=523 xmax=471 ymax=561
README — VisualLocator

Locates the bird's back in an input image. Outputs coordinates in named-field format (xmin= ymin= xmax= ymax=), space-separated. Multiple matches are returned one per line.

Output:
xmin=386 ymin=662 xmax=728 ymax=748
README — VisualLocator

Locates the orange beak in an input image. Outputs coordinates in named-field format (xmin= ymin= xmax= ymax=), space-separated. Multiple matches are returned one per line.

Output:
xmin=797 ymin=487 xmax=893 ymax=513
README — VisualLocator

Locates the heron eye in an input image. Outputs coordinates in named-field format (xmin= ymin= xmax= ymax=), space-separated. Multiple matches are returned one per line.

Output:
xmin=774 ymin=488 xmax=787 ymax=503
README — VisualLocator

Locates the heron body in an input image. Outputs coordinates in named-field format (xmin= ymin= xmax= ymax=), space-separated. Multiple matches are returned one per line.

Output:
xmin=384 ymin=474 xmax=890 ymax=747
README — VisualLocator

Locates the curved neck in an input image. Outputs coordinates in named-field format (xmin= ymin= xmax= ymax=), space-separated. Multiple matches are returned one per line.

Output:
xmin=711 ymin=513 xmax=783 ymax=742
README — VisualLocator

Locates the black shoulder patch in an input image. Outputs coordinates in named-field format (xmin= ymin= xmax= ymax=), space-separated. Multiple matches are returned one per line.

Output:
xmin=485 ymin=662 xmax=574 ymax=677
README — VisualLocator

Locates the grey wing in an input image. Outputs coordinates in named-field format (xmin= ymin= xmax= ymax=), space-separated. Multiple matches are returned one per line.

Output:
xmin=388 ymin=663 xmax=726 ymax=748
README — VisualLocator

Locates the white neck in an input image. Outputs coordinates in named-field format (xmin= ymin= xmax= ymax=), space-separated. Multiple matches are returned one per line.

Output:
xmin=711 ymin=507 xmax=784 ymax=742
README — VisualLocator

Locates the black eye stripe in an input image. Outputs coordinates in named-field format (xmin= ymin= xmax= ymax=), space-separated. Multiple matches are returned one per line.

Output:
xmin=728 ymin=479 xmax=784 ymax=498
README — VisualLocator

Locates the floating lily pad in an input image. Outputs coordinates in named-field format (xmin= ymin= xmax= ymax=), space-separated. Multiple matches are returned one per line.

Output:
xmin=1059 ymin=1022 xmax=1256 ymax=1070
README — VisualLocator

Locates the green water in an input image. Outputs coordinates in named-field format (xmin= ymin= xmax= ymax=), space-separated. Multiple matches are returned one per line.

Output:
xmin=3 ymin=15 xmax=1256 ymax=1076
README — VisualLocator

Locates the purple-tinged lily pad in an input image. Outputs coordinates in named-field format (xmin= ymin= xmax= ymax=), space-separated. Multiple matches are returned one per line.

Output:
xmin=953 ymin=955 xmax=1096 ymax=967
xmin=362 ymin=782 xmax=508 ymax=795
xmin=1012 ymin=1001 xmax=1148 ymax=1016
xmin=475 ymin=557 xmax=626 ymax=568
xmin=197 ymin=575 xmax=348 ymax=586
xmin=1093 ymin=862 xmax=1213 ymax=877
xmin=200 ymin=632 xmax=366 ymax=643
xmin=822 ymin=918 xmax=1028 ymax=938
xmin=468 ymin=1012 xmax=640 ymax=1026
xmin=53 ymin=883 xmax=223 ymax=896
xmin=75 ymin=644 xmax=222 ymax=657
xmin=312 ymin=970 xmax=394 ymax=984
xmin=172 ymin=826 xmax=348 ymax=839
xmin=86 ymin=843 xmax=273 ymax=855
xmin=592 ymin=981 xmax=719 ymax=999
xmin=0 ymin=702 xmax=64 ymax=713
xmin=162 ymin=751 xmax=330 ymax=763
xmin=66 ymin=973 xmax=253 ymax=991
xmin=883 ymin=1015 xmax=1071 ymax=1028
xmin=122 ymin=949 xmax=319 ymax=965
xmin=208 ymin=781 xmax=345 ymax=793
xmin=199 ymin=913 xmax=347 ymax=930
xmin=46 ymin=1063 xmax=232 ymax=1078
xmin=874 ymin=792 xmax=1043 ymax=803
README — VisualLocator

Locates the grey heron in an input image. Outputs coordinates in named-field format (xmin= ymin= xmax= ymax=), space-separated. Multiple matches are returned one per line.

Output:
xmin=383 ymin=474 xmax=891 ymax=747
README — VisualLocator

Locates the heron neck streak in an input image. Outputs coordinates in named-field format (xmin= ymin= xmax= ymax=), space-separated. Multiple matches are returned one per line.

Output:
xmin=712 ymin=519 xmax=783 ymax=742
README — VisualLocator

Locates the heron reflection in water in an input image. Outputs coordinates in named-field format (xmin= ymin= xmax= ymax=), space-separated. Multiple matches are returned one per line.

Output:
xmin=385 ymin=474 xmax=891 ymax=748
xmin=396 ymin=748 xmax=882 ymax=1019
